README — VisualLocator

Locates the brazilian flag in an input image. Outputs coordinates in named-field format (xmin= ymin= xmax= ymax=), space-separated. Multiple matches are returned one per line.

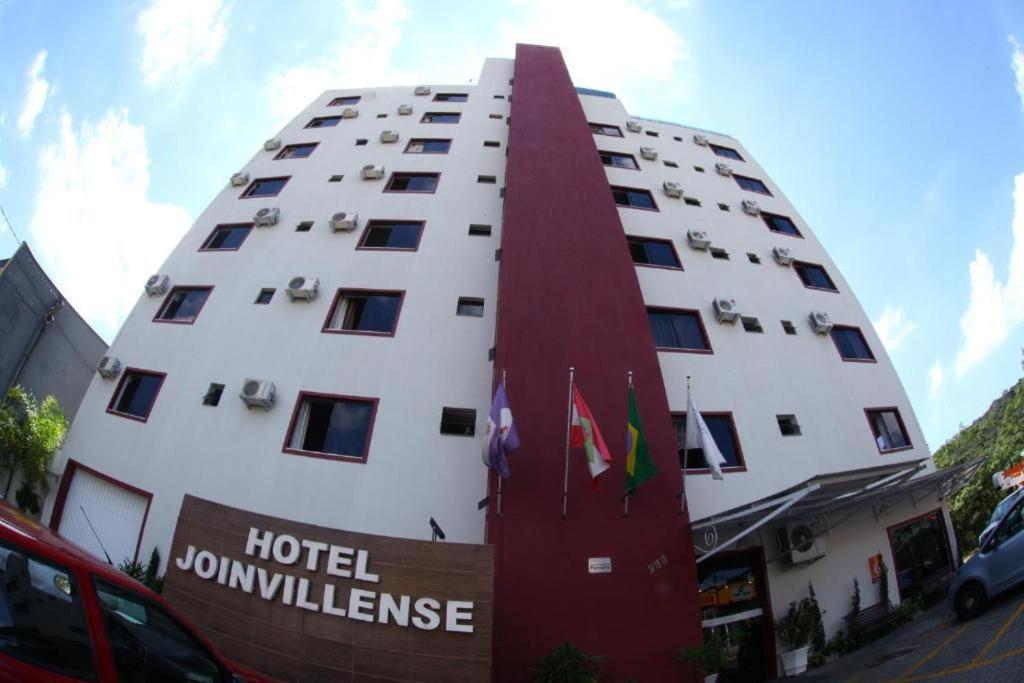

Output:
xmin=625 ymin=385 xmax=657 ymax=494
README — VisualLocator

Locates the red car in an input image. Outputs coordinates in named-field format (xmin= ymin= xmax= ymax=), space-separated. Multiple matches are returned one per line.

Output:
xmin=0 ymin=500 xmax=276 ymax=682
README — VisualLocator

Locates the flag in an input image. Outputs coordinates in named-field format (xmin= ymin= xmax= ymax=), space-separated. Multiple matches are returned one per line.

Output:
xmin=625 ymin=385 xmax=656 ymax=494
xmin=685 ymin=389 xmax=727 ymax=481
xmin=482 ymin=380 xmax=520 ymax=478
xmin=570 ymin=384 xmax=612 ymax=488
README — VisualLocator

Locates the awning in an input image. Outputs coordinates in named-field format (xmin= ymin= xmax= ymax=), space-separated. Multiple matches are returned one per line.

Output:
xmin=690 ymin=456 xmax=986 ymax=563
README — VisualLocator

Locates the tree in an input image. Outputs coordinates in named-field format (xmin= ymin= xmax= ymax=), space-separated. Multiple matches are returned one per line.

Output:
xmin=0 ymin=386 xmax=68 ymax=510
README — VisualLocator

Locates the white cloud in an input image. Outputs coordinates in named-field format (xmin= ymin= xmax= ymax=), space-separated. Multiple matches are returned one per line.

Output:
xmin=872 ymin=305 xmax=918 ymax=353
xmin=953 ymin=173 xmax=1024 ymax=376
xmin=29 ymin=108 xmax=192 ymax=337
xmin=0 ymin=161 xmax=7 ymax=190
xmin=928 ymin=362 xmax=945 ymax=399
xmin=17 ymin=50 xmax=52 ymax=137
xmin=1010 ymin=35 xmax=1024 ymax=112
xmin=137 ymin=0 xmax=230 ymax=87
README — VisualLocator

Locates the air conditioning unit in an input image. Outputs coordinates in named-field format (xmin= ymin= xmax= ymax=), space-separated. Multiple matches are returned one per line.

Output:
xmin=741 ymin=199 xmax=761 ymax=216
xmin=264 ymin=138 xmax=281 ymax=151
xmin=715 ymin=162 xmax=733 ymax=177
xmin=239 ymin=379 xmax=276 ymax=410
xmin=361 ymin=164 xmax=385 ymax=180
xmin=330 ymin=212 xmax=358 ymax=232
xmin=379 ymin=130 xmax=399 ymax=143
xmin=663 ymin=181 xmax=683 ymax=198
xmin=341 ymin=108 xmax=358 ymax=119
xmin=414 ymin=86 xmax=431 ymax=96
xmin=254 ymin=207 xmax=280 ymax=226
xmin=772 ymin=246 xmax=794 ymax=266
xmin=693 ymin=134 xmax=709 ymax=146
xmin=286 ymin=276 xmax=319 ymax=301
xmin=687 ymin=230 xmax=710 ymax=250
xmin=398 ymin=104 xmax=413 ymax=115
xmin=626 ymin=120 xmax=642 ymax=133
xmin=230 ymin=172 xmax=250 ymax=187
xmin=777 ymin=523 xmax=827 ymax=565
xmin=145 ymin=274 xmax=170 ymax=297
xmin=640 ymin=146 xmax=658 ymax=161
xmin=713 ymin=297 xmax=740 ymax=323
xmin=808 ymin=310 xmax=833 ymax=335
xmin=97 ymin=355 xmax=122 ymax=379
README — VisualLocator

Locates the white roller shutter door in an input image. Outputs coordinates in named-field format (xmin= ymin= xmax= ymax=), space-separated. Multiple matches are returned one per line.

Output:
xmin=57 ymin=468 xmax=148 ymax=566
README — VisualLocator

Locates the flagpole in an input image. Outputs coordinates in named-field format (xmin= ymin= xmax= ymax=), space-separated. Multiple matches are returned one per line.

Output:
xmin=678 ymin=375 xmax=691 ymax=516
xmin=561 ymin=367 xmax=575 ymax=519
xmin=623 ymin=371 xmax=633 ymax=519
xmin=497 ymin=369 xmax=506 ymax=518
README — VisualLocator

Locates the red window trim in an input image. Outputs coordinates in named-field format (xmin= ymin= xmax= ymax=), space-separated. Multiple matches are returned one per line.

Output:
xmin=152 ymin=286 xmax=214 ymax=325
xmin=48 ymin=459 xmax=153 ymax=563
xmin=734 ymin=174 xmax=773 ymax=196
xmin=383 ymin=172 xmax=441 ymax=194
xmin=671 ymin=411 xmax=747 ymax=474
xmin=830 ymin=325 xmax=877 ymax=364
xmin=793 ymin=260 xmax=839 ymax=293
xmin=420 ymin=112 xmax=462 ymax=124
xmin=240 ymin=176 xmax=290 ymax=199
xmin=321 ymin=288 xmax=406 ymax=337
xmin=611 ymin=185 xmax=660 ymax=212
xmin=355 ymin=220 xmax=425 ymax=252
xmin=106 ymin=368 xmax=167 ymax=423
xmin=198 ymin=223 xmax=254 ymax=252
xmin=589 ymin=122 xmax=624 ymax=137
xmin=403 ymin=138 xmax=452 ymax=154
xmin=281 ymin=391 xmax=379 ymax=463
xmin=327 ymin=96 xmax=361 ymax=106
xmin=761 ymin=212 xmax=804 ymax=239
xmin=864 ymin=406 xmax=914 ymax=454
xmin=647 ymin=306 xmax=713 ymax=354
xmin=626 ymin=235 xmax=684 ymax=271
xmin=273 ymin=142 xmax=320 ymax=160
xmin=598 ymin=150 xmax=640 ymax=171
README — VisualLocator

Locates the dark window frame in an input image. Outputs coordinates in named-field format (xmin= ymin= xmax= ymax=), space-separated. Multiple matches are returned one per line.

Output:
xmin=761 ymin=212 xmax=804 ymax=238
xmin=440 ymin=407 xmax=477 ymax=436
xmin=432 ymin=93 xmax=469 ymax=102
xmin=611 ymin=185 xmax=659 ymax=211
xmin=794 ymin=261 xmax=839 ymax=292
xmin=671 ymin=411 xmax=747 ymax=474
xmin=305 ymin=116 xmax=343 ymax=129
xmin=274 ymin=143 xmax=319 ymax=160
xmin=152 ymin=286 xmax=213 ymax=325
xmin=328 ymin=96 xmax=361 ymax=106
xmin=709 ymin=143 xmax=744 ymax=161
xmin=199 ymin=223 xmax=253 ymax=252
xmin=589 ymin=122 xmax=624 ymax=137
xmin=830 ymin=325 xmax=877 ymax=363
xmin=106 ymin=368 xmax=166 ymax=423
xmin=865 ymin=407 xmax=913 ymax=454
xmin=321 ymin=288 xmax=406 ymax=337
xmin=599 ymin=150 xmax=640 ymax=170
xmin=734 ymin=174 xmax=773 ymax=196
xmin=404 ymin=138 xmax=452 ymax=154
xmin=255 ymin=288 xmax=275 ymax=304
xmin=384 ymin=172 xmax=440 ymax=194
xmin=420 ymin=112 xmax=462 ymax=124
xmin=456 ymin=297 xmax=485 ymax=317
xmin=627 ymin=235 xmax=683 ymax=270
xmin=240 ymin=176 xmax=290 ymax=199
xmin=356 ymin=220 xmax=425 ymax=252
xmin=282 ymin=391 xmax=379 ymax=463
xmin=647 ymin=306 xmax=713 ymax=354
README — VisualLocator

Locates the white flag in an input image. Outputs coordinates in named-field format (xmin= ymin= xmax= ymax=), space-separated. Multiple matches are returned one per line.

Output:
xmin=685 ymin=390 xmax=727 ymax=481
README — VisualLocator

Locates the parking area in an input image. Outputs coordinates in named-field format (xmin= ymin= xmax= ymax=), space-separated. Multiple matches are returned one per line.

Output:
xmin=808 ymin=584 xmax=1024 ymax=681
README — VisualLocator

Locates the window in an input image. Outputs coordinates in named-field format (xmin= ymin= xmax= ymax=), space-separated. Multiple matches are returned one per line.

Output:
xmin=255 ymin=288 xmax=274 ymax=304
xmin=734 ymin=174 xmax=772 ymax=195
xmin=794 ymin=261 xmax=838 ymax=291
xmin=296 ymin=221 xmax=313 ymax=232
xmin=328 ymin=174 xmax=344 ymax=182
xmin=684 ymin=197 xmax=702 ymax=207
xmin=718 ymin=203 xmax=730 ymax=212
xmin=709 ymin=143 xmax=744 ymax=161
xmin=274 ymin=143 xmax=317 ymax=160
xmin=672 ymin=413 xmax=744 ymax=470
xmin=747 ymin=253 xmax=761 ymax=264
xmin=611 ymin=186 xmax=657 ymax=210
xmin=647 ymin=308 xmax=712 ymax=352
xmin=484 ymin=140 xmax=501 ymax=148
xmin=355 ymin=138 xmax=368 ymax=146
xmin=761 ymin=212 xmax=802 ymax=237
xmin=377 ymin=113 xmax=388 ymax=118
xmin=202 ymin=383 xmax=224 ymax=406
xmin=241 ymin=176 xmax=289 ymax=198
xmin=469 ymin=224 xmax=492 ymax=236
xmin=710 ymin=248 xmax=730 ymax=260
xmin=489 ymin=113 xmax=504 ymax=119
xmin=154 ymin=287 xmax=211 ymax=324
xmin=456 ymin=297 xmax=484 ymax=317
xmin=108 ymin=369 xmax=165 ymax=421
xmin=200 ymin=223 xmax=252 ymax=251
xmin=357 ymin=220 xmax=423 ymax=250
xmin=741 ymin=317 xmax=763 ymax=333
xmin=599 ymin=151 xmax=639 ymax=170
xmin=324 ymin=290 xmax=404 ymax=335
xmin=628 ymin=236 xmax=681 ymax=268
xmin=645 ymin=131 xmax=659 ymax=137
xmin=494 ymin=94 xmax=505 ymax=99
xmin=329 ymin=96 xmax=361 ymax=106
xmin=433 ymin=93 xmax=468 ymax=102
xmin=285 ymin=393 xmax=377 ymax=459
xmin=440 ymin=408 xmax=476 ymax=436
xmin=831 ymin=326 xmax=875 ymax=361
xmin=673 ymin=136 xmax=682 ymax=141
xmin=664 ymin=160 xmax=679 ymax=168
xmin=306 ymin=116 xmax=343 ymax=128
xmin=777 ymin=415 xmax=801 ymax=436
xmin=421 ymin=112 xmax=461 ymax=123
xmin=866 ymin=408 xmax=911 ymax=452
xmin=405 ymin=138 xmax=451 ymax=153
xmin=781 ymin=320 xmax=797 ymax=335
xmin=694 ymin=166 xmax=705 ymax=173
xmin=589 ymin=122 xmax=623 ymax=137
xmin=95 ymin=579 xmax=223 ymax=682
xmin=478 ymin=175 xmax=497 ymax=184
xmin=385 ymin=173 xmax=440 ymax=193
xmin=0 ymin=542 xmax=94 ymax=679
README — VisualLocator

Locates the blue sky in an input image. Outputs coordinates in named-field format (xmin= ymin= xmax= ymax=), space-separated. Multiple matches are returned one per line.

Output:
xmin=0 ymin=0 xmax=1022 ymax=452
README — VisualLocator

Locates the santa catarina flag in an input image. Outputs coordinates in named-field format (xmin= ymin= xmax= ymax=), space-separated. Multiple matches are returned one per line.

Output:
xmin=570 ymin=384 xmax=612 ymax=487
xmin=625 ymin=385 xmax=656 ymax=493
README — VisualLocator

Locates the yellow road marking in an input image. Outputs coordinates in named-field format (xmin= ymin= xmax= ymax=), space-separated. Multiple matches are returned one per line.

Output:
xmin=970 ymin=599 xmax=1024 ymax=664
xmin=893 ymin=622 xmax=968 ymax=680
xmin=895 ymin=644 xmax=1024 ymax=681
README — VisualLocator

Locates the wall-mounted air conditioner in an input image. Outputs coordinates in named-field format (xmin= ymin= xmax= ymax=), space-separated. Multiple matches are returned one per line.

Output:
xmin=640 ymin=146 xmax=658 ymax=161
xmin=341 ymin=108 xmax=358 ymax=119
xmin=398 ymin=104 xmax=413 ymax=115
xmin=97 ymin=355 xmax=122 ymax=379
xmin=713 ymin=297 xmax=739 ymax=323
xmin=626 ymin=120 xmax=642 ymax=133
xmin=254 ymin=207 xmax=280 ymax=226
xmin=715 ymin=162 xmax=733 ymax=176
xmin=239 ymin=379 xmax=275 ymax=410
xmin=264 ymin=138 xmax=281 ymax=151
xmin=687 ymin=230 xmax=710 ymax=250
xmin=772 ymin=247 xmax=794 ymax=266
xmin=414 ymin=86 xmax=431 ymax=96
xmin=808 ymin=310 xmax=833 ymax=335
xmin=741 ymin=199 xmax=761 ymax=216
xmin=361 ymin=164 xmax=385 ymax=180
xmin=379 ymin=130 xmax=399 ymax=143
xmin=663 ymin=181 xmax=683 ymax=198
xmin=777 ymin=523 xmax=827 ymax=565
xmin=286 ymin=276 xmax=319 ymax=301
xmin=693 ymin=134 xmax=709 ymax=146
xmin=330 ymin=212 xmax=358 ymax=232
xmin=145 ymin=274 xmax=169 ymax=297
xmin=230 ymin=172 xmax=249 ymax=187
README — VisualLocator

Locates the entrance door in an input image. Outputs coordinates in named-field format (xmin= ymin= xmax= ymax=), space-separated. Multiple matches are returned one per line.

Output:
xmin=697 ymin=548 xmax=776 ymax=681
xmin=56 ymin=464 xmax=150 ymax=566
xmin=887 ymin=509 xmax=954 ymax=599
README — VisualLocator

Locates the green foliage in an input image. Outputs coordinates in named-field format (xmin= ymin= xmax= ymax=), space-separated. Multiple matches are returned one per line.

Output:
xmin=678 ymin=628 xmax=727 ymax=678
xmin=529 ymin=642 xmax=604 ymax=683
xmin=851 ymin=577 xmax=861 ymax=617
xmin=807 ymin=582 xmax=827 ymax=656
xmin=933 ymin=378 xmax=1024 ymax=555
xmin=14 ymin=480 xmax=41 ymax=514
xmin=118 ymin=547 xmax=165 ymax=594
xmin=0 ymin=386 xmax=68 ymax=506
xmin=776 ymin=598 xmax=815 ymax=649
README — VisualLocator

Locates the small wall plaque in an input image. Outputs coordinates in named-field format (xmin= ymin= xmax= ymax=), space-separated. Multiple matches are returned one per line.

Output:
xmin=588 ymin=557 xmax=612 ymax=574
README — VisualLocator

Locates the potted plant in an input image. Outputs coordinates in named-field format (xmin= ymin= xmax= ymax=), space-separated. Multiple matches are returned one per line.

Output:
xmin=776 ymin=599 xmax=813 ymax=676
xmin=678 ymin=628 xmax=727 ymax=682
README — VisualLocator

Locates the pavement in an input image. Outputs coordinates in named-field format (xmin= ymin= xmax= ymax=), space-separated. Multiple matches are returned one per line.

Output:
xmin=804 ymin=583 xmax=1024 ymax=682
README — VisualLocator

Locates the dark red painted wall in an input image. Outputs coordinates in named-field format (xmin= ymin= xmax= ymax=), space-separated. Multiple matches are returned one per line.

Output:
xmin=488 ymin=44 xmax=702 ymax=681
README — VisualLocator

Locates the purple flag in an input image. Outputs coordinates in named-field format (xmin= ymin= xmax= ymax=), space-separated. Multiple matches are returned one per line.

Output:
xmin=482 ymin=381 xmax=520 ymax=478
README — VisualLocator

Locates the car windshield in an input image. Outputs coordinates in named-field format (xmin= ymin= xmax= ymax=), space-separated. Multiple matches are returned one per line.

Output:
xmin=988 ymin=491 xmax=1022 ymax=527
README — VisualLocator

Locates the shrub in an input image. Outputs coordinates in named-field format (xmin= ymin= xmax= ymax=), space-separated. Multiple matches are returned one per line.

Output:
xmin=529 ymin=642 xmax=604 ymax=683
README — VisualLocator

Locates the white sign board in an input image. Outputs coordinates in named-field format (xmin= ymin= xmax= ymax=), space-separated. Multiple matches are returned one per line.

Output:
xmin=588 ymin=557 xmax=612 ymax=574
